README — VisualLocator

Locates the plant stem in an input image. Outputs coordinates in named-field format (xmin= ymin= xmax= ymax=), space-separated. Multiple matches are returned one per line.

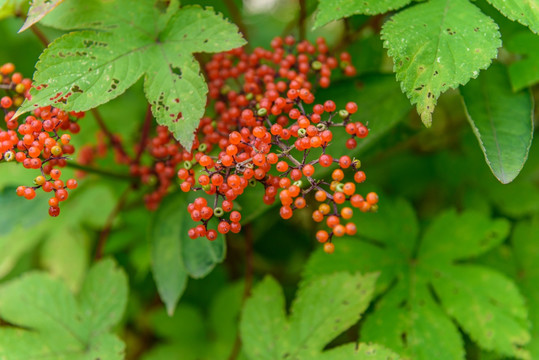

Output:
xmin=134 ymin=105 xmax=153 ymax=165
xmin=94 ymin=186 xmax=131 ymax=260
xmin=227 ymin=223 xmax=254 ymax=360
xmin=65 ymin=161 xmax=135 ymax=181
xmin=223 ymin=0 xmax=249 ymax=41
xmin=30 ymin=25 xmax=50 ymax=47
xmin=91 ymin=108 xmax=131 ymax=162
xmin=298 ymin=0 xmax=307 ymax=40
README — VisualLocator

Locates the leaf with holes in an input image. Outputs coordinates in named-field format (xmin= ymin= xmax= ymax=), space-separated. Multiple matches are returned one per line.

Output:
xmin=303 ymin=199 xmax=529 ymax=359
xmin=485 ymin=0 xmax=539 ymax=34
xmin=19 ymin=0 xmax=65 ymax=32
xmin=14 ymin=0 xmax=245 ymax=149
xmin=0 ymin=259 xmax=128 ymax=359
xmin=313 ymin=0 xmax=412 ymax=28
xmin=460 ymin=63 xmax=534 ymax=184
xmin=240 ymin=272 xmax=400 ymax=360
xmin=381 ymin=0 xmax=501 ymax=126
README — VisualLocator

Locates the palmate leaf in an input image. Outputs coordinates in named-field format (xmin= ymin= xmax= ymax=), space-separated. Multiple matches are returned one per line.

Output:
xmin=150 ymin=191 xmax=225 ymax=315
xmin=240 ymin=272 xmax=400 ymax=360
xmin=381 ymin=0 xmax=501 ymax=126
xmin=460 ymin=63 xmax=534 ymax=184
xmin=19 ymin=0 xmax=65 ymax=32
xmin=14 ymin=0 xmax=245 ymax=149
xmin=0 ymin=259 xmax=128 ymax=359
xmin=303 ymin=199 xmax=530 ymax=359
xmin=485 ymin=0 xmax=539 ymax=34
xmin=313 ymin=0 xmax=412 ymax=28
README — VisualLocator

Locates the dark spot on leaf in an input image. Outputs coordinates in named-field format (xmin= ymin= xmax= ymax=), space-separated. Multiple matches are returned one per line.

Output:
xmin=474 ymin=27 xmax=479 ymax=32
xmin=170 ymin=65 xmax=182 ymax=79
xmin=433 ymin=70 xmax=439 ymax=76
xmin=204 ymin=39 xmax=209 ymax=43
xmin=401 ymin=332 xmax=407 ymax=345
xmin=427 ymin=92 xmax=432 ymax=98
xmin=71 ymin=85 xmax=83 ymax=93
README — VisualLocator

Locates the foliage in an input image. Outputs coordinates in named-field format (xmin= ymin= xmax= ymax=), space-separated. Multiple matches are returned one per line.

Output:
xmin=0 ymin=0 xmax=537 ymax=360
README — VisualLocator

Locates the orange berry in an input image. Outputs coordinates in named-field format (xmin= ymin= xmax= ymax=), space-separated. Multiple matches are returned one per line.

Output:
xmin=341 ymin=207 xmax=353 ymax=219
xmin=280 ymin=205 xmax=293 ymax=219
xmin=324 ymin=242 xmax=335 ymax=254
xmin=312 ymin=210 xmax=324 ymax=222
xmin=316 ymin=230 xmax=329 ymax=243
xmin=302 ymin=164 xmax=315 ymax=177
xmin=314 ymin=190 xmax=327 ymax=202
xmin=366 ymin=192 xmax=379 ymax=205
xmin=319 ymin=203 xmax=330 ymax=215
xmin=333 ymin=224 xmax=346 ymax=237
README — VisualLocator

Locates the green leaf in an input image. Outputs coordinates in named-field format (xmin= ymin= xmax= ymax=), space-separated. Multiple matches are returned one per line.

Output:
xmin=150 ymin=193 xmax=189 ymax=316
xmin=506 ymin=31 xmax=539 ymax=91
xmin=485 ymin=0 xmax=539 ymax=34
xmin=15 ymin=0 xmax=245 ymax=149
xmin=311 ymin=343 xmax=400 ymax=360
xmin=382 ymin=0 xmax=501 ymax=126
xmin=40 ymin=226 xmax=89 ymax=292
xmin=0 ymin=0 xmax=28 ymax=20
xmin=241 ymin=276 xmax=288 ymax=360
xmin=303 ymin=204 xmax=530 ymax=359
xmin=512 ymin=216 xmax=539 ymax=358
xmin=314 ymin=0 xmax=412 ymax=28
xmin=150 ymin=191 xmax=226 ymax=315
xmin=460 ymin=63 xmax=534 ymax=183
xmin=241 ymin=272 xmax=397 ymax=360
xmin=19 ymin=0 xmax=65 ymax=32
xmin=0 ymin=259 xmax=128 ymax=359
xmin=0 ymin=186 xmax=47 ymax=237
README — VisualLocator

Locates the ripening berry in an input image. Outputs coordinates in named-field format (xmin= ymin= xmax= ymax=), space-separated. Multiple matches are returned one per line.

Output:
xmin=1 ymin=96 xmax=12 ymax=109
xmin=332 ymin=169 xmax=344 ymax=181
xmin=326 ymin=215 xmax=340 ymax=228
xmin=323 ymin=100 xmax=336 ymax=112
xmin=316 ymin=230 xmax=329 ymax=243
xmin=354 ymin=171 xmax=366 ymax=183
xmin=49 ymin=206 xmax=60 ymax=217
xmin=312 ymin=210 xmax=324 ymax=222
xmin=333 ymin=224 xmax=346 ymax=237
xmin=333 ymin=192 xmax=346 ymax=204
xmin=50 ymin=169 xmax=61 ymax=180
xmin=55 ymin=189 xmax=68 ymax=201
xmin=294 ymin=197 xmax=306 ymax=209
xmin=276 ymin=161 xmax=288 ymax=172
xmin=34 ymin=175 xmax=46 ymax=186
xmin=345 ymin=222 xmax=357 ymax=235
xmin=314 ymin=190 xmax=327 ymax=202
xmin=16 ymin=186 xmax=25 ymax=197
xmin=230 ymin=210 xmax=241 ymax=223
xmin=319 ymin=203 xmax=330 ymax=215
xmin=341 ymin=207 xmax=353 ymax=219
xmin=23 ymin=187 xmax=36 ymax=200
xmin=49 ymin=197 xmax=59 ymax=207
xmin=345 ymin=102 xmax=358 ymax=114
xmin=207 ymin=229 xmax=218 ymax=241
xmin=319 ymin=154 xmax=333 ymax=167
xmin=366 ymin=192 xmax=379 ymax=205
xmin=324 ymin=242 xmax=335 ymax=254
xmin=218 ymin=221 xmax=230 ymax=234
xmin=280 ymin=206 xmax=293 ymax=219
xmin=66 ymin=179 xmax=78 ymax=189
xmin=302 ymin=164 xmax=314 ymax=177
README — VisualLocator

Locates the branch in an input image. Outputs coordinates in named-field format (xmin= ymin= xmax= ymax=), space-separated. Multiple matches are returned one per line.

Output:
xmin=66 ymin=161 xmax=135 ymax=182
xmin=94 ymin=186 xmax=131 ymax=260
xmin=298 ymin=0 xmax=307 ymax=40
xmin=227 ymin=223 xmax=254 ymax=360
xmin=223 ymin=0 xmax=249 ymax=42
xmin=134 ymin=105 xmax=153 ymax=165
xmin=90 ymin=108 xmax=131 ymax=163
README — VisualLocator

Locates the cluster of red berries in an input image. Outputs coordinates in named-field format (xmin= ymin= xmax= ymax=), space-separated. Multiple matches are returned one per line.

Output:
xmin=0 ymin=63 xmax=83 ymax=217
xmin=174 ymin=36 xmax=377 ymax=253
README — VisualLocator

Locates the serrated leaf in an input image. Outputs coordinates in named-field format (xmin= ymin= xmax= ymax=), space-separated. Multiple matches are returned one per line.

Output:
xmin=512 ymin=217 xmax=539 ymax=358
xmin=460 ymin=63 xmax=534 ymax=183
xmin=19 ymin=0 xmax=64 ymax=32
xmin=150 ymin=191 xmax=225 ymax=315
xmin=485 ymin=0 xmax=539 ymax=34
xmin=362 ymin=281 xmax=464 ymax=360
xmin=382 ymin=0 xmax=501 ymax=126
xmin=241 ymin=276 xmax=288 ymax=360
xmin=313 ymin=0 xmax=412 ymax=28
xmin=506 ymin=31 xmax=539 ymax=91
xmin=241 ymin=272 xmax=397 ymax=360
xmin=303 ymin=203 xmax=530 ymax=359
xmin=40 ymin=226 xmax=89 ymax=292
xmin=312 ymin=343 xmax=400 ymax=360
xmin=0 ymin=259 xmax=128 ymax=359
xmin=289 ymin=272 xmax=378 ymax=357
xmin=432 ymin=265 xmax=529 ymax=358
xmin=15 ymin=0 xmax=245 ymax=149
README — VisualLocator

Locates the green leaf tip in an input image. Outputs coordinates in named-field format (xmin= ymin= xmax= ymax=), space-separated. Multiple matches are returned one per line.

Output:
xmin=382 ymin=0 xmax=501 ymax=126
